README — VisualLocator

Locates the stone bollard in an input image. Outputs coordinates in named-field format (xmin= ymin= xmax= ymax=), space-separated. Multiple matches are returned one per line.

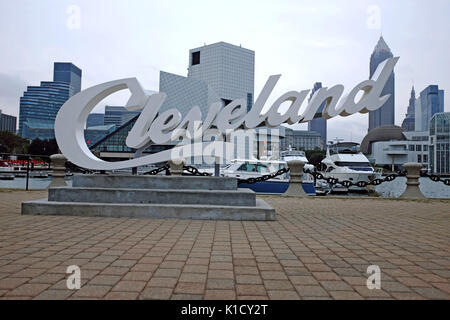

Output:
xmin=169 ymin=159 xmax=185 ymax=176
xmin=399 ymin=162 xmax=425 ymax=199
xmin=48 ymin=154 xmax=67 ymax=188
xmin=283 ymin=160 xmax=307 ymax=197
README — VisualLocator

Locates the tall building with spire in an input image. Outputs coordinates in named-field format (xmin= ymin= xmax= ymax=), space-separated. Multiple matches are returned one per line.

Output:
xmin=401 ymin=86 xmax=416 ymax=132
xmin=368 ymin=36 xmax=395 ymax=132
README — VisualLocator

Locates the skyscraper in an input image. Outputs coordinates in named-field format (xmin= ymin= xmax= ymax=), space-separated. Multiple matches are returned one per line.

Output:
xmin=159 ymin=71 xmax=220 ymax=118
xmin=0 ymin=110 xmax=17 ymax=134
xmin=368 ymin=36 xmax=395 ymax=132
xmin=307 ymin=82 xmax=327 ymax=149
xmin=415 ymin=85 xmax=444 ymax=132
xmin=157 ymin=42 xmax=257 ymax=162
xmin=187 ymin=42 xmax=255 ymax=111
xmin=19 ymin=62 xmax=82 ymax=139
xmin=53 ymin=62 xmax=82 ymax=93
xmin=401 ymin=86 xmax=416 ymax=132
xmin=159 ymin=42 xmax=255 ymax=118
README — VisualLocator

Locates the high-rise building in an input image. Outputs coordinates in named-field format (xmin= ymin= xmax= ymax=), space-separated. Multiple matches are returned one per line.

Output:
xmin=368 ymin=36 xmax=395 ymax=132
xmin=188 ymin=42 xmax=255 ymax=111
xmin=104 ymin=106 xmax=141 ymax=127
xmin=159 ymin=71 xmax=220 ymax=119
xmin=18 ymin=62 xmax=82 ymax=139
xmin=93 ymin=42 xmax=261 ymax=163
xmin=401 ymin=86 xmax=416 ymax=132
xmin=307 ymin=82 xmax=327 ymax=149
xmin=280 ymin=128 xmax=322 ymax=151
xmin=415 ymin=85 xmax=444 ymax=132
xmin=86 ymin=113 xmax=105 ymax=128
xmin=0 ymin=110 xmax=17 ymax=134
xmin=53 ymin=62 xmax=82 ymax=94
xmin=429 ymin=112 xmax=450 ymax=174
xmin=159 ymin=42 xmax=255 ymax=119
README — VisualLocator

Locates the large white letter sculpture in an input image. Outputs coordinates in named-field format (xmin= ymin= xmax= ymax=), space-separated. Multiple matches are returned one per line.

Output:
xmin=55 ymin=57 xmax=399 ymax=170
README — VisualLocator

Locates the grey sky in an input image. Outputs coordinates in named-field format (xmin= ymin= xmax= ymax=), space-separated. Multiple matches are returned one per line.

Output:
xmin=0 ymin=0 xmax=449 ymax=143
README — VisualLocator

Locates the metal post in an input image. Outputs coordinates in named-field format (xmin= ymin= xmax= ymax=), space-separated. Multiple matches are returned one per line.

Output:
xmin=132 ymin=167 xmax=137 ymax=175
xmin=214 ymin=156 xmax=220 ymax=177
xmin=26 ymin=157 xmax=30 ymax=191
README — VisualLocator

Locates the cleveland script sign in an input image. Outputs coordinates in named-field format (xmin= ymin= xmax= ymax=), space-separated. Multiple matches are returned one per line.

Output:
xmin=55 ymin=57 xmax=399 ymax=170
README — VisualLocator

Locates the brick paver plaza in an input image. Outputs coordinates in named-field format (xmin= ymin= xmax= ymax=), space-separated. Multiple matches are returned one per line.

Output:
xmin=0 ymin=190 xmax=449 ymax=300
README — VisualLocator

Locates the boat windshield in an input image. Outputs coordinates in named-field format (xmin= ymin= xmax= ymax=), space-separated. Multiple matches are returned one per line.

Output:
xmin=281 ymin=150 xmax=305 ymax=157
xmin=334 ymin=161 xmax=373 ymax=171
xmin=329 ymin=143 xmax=360 ymax=155
xmin=237 ymin=163 xmax=271 ymax=174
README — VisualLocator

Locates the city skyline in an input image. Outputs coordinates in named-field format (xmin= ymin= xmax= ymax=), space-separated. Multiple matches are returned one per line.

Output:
xmin=0 ymin=0 xmax=449 ymax=144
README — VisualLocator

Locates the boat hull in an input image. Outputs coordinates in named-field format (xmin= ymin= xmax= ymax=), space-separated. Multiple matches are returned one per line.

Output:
xmin=239 ymin=180 xmax=316 ymax=195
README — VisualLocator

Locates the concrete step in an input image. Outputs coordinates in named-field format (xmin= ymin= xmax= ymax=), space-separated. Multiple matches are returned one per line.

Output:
xmin=22 ymin=198 xmax=275 ymax=221
xmin=48 ymin=187 xmax=256 ymax=206
xmin=72 ymin=174 xmax=237 ymax=190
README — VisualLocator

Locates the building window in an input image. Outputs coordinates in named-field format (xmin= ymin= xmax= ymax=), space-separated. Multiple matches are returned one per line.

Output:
xmin=409 ymin=145 xmax=415 ymax=151
xmin=417 ymin=154 xmax=422 ymax=163
xmin=423 ymin=154 xmax=428 ymax=163
xmin=191 ymin=51 xmax=200 ymax=65
xmin=416 ymin=145 xmax=422 ymax=151
xmin=423 ymin=145 xmax=428 ymax=151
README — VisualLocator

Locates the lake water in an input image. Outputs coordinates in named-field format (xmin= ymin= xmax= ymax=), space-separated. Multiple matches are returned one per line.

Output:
xmin=0 ymin=176 xmax=448 ymax=198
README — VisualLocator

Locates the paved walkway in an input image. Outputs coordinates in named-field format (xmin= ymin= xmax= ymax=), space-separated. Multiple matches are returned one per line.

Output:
xmin=0 ymin=190 xmax=449 ymax=300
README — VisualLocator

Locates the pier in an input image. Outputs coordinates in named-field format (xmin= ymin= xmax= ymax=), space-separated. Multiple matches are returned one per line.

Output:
xmin=0 ymin=189 xmax=449 ymax=300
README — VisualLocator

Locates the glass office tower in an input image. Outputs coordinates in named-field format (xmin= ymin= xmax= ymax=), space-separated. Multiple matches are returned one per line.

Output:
xmin=307 ymin=82 xmax=327 ymax=149
xmin=368 ymin=36 xmax=395 ymax=132
xmin=416 ymin=85 xmax=444 ymax=132
xmin=429 ymin=112 xmax=450 ymax=174
xmin=53 ymin=62 xmax=82 ymax=94
xmin=18 ymin=62 xmax=82 ymax=139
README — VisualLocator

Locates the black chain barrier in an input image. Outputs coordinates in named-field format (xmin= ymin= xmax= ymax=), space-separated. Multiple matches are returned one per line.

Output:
xmin=143 ymin=164 xmax=211 ymax=176
xmin=143 ymin=163 xmax=450 ymax=187
xmin=143 ymin=163 xmax=170 ymax=175
xmin=420 ymin=172 xmax=450 ymax=186
xmin=237 ymin=167 xmax=290 ymax=185
xmin=303 ymin=168 xmax=407 ymax=188
xmin=183 ymin=165 xmax=211 ymax=176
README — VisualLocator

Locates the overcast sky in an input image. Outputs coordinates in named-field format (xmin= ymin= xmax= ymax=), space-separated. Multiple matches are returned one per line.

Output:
xmin=0 ymin=0 xmax=449 ymax=143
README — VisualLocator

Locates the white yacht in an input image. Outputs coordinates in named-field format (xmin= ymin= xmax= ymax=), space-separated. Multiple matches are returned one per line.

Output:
xmin=320 ymin=142 xmax=382 ymax=192
xmin=0 ymin=160 xmax=15 ymax=180
xmin=221 ymin=157 xmax=316 ymax=195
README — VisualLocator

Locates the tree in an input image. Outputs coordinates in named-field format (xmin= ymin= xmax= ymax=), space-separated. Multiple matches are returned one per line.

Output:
xmin=28 ymin=138 xmax=59 ymax=156
xmin=0 ymin=131 xmax=29 ymax=154
xmin=305 ymin=149 xmax=326 ymax=168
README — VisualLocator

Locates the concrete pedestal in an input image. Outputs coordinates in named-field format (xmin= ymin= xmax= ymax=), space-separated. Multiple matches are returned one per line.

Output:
xmin=48 ymin=154 xmax=67 ymax=188
xmin=283 ymin=160 xmax=307 ymax=197
xmin=22 ymin=174 xmax=275 ymax=221
xmin=399 ymin=162 xmax=425 ymax=199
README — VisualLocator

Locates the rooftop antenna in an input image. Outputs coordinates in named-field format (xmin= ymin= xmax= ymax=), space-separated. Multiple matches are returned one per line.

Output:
xmin=334 ymin=137 xmax=344 ymax=144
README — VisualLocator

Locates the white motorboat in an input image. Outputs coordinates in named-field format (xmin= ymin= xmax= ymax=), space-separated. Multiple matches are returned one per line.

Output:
xmin=221 ymin=157 xmax=316 ymax=195
xmin=0 ymin=160 xmax=15 ymax=180
xmin=320 ymin=142 xmax=382 ymax=192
